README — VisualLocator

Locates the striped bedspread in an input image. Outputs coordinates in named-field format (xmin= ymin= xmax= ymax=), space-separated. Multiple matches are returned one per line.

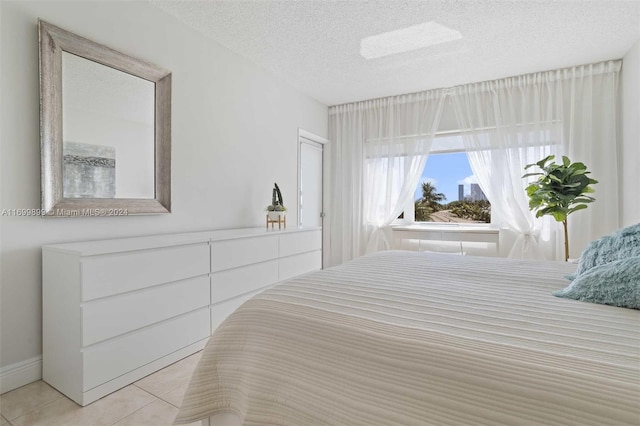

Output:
xmin=174 ymin=251 xmax=640 ymax=426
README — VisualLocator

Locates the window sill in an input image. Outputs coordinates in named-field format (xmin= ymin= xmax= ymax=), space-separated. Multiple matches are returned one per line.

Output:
xmin=392 ymin=223 xmax=497 ymax=234
xmin=392 ymin=224 xmax=500 ymax=253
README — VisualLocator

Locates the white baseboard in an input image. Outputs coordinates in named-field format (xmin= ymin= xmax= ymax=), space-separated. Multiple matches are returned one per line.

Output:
xmin=0 ymin=355 xmax=42 ymax=394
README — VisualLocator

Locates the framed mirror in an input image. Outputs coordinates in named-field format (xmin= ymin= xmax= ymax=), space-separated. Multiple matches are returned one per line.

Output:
xmin=39 ymin=20 xmax=171 ymax=217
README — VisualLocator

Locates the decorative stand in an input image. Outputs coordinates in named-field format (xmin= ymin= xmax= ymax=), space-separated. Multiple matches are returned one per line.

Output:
xmin=266 ymin=213 xmax=286 ymax=230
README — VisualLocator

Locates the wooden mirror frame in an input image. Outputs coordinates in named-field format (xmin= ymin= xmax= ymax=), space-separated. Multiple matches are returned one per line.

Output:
xmin=39 ymin=20 xmax=171 ymax=217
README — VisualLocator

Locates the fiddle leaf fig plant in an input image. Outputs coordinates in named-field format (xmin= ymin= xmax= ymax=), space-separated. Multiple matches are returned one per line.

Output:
xmin=522 ymin=155 xmax=598 ymax=261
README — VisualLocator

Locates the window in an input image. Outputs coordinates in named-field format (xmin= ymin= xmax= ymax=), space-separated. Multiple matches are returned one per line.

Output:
xmin=413 ymin=151 xmax=491 ymax=223
xmin=397 ymin=134 xmax=491 ymax=224
xmin=394 ymin=130 xmax=556 ymax=225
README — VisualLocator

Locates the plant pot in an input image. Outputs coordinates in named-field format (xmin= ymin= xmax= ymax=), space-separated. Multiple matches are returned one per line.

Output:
xmin=267 ymin=211 xmax=286 ymax=220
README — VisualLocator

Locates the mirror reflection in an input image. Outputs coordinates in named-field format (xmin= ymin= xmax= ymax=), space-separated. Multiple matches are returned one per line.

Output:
xmin=61 ymin=52 xmax=155 ymax=199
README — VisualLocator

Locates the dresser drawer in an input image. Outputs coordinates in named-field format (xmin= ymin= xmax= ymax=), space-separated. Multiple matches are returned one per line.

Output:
xmin=211 ymin=236 xmax=278 ymax=272
xmin=279 ymin=250 xmax=322 ymax=281
xmin=211 ymin=259 xmax=278 ymax=304
xmin=82 ymin=275 xmax=210 ymax=346
xmin=81 ymin=243 xmax=210 ymax=301
xmin=83 ymin=308 xmax=210 ymax=391
xmin=279 ymin=230 xmax=322 ymax=257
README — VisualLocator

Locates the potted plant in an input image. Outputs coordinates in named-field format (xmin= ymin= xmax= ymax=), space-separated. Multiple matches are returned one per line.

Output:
xmin=266 ymin=183 xmax=286 ymax=220
xmin=522 ymin=155 xmax=598 ymax=261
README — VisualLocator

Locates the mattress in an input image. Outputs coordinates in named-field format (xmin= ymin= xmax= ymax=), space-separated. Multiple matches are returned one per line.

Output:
xmin=174 ymin=251 xmax=640 ymax=425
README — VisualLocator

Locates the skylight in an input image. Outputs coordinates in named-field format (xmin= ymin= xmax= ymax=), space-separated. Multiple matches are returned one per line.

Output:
xmin=360 ymin=22 xmax=462 ymax=60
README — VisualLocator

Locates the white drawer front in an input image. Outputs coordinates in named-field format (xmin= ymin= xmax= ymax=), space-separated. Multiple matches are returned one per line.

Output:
xmin=83 ymin=308 xmax=210 ymax=391
xmin=81 ymin=243 xmax=209 ymax=301
xmin=211 ymin=260 xmax=278 ymax=304
xmin=279 ymin=250 xmax=322 ymax=281
xmin=82 ymin=276 xmax=210 ymax=346
xmin=211 ymin=290 xmax=264 ymax=332
xmin=211 ymin=236 xmax=278 ymax=272
xmin=279 ymin=230 xmax=322 ymax=258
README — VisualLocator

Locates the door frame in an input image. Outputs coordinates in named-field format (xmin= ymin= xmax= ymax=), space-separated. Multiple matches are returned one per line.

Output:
xmin=297 ymin=128 xmax=328 ymax=229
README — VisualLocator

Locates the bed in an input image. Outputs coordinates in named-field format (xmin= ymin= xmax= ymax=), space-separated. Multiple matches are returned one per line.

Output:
xmin=174 ymin=251 xmax=640 ymax=425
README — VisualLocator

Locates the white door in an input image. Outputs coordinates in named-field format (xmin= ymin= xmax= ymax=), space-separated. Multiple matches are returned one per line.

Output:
xmin=299 ymin=139 xmax=323 ymax=227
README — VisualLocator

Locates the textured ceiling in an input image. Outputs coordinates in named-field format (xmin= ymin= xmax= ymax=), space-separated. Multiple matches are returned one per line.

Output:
xmin=152 ymin=0 xmax=640 ymax=106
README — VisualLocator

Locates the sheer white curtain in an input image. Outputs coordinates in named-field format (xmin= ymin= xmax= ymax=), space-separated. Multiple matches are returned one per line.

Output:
xmin=559 ymin=61 xmax=621 ymax=259
xmin=450 ymin=60 xmax=621 ymax=259
xmin=327 ymin=91 xmax=445 ymax=266
xmin=450 ymin=81 xmax=559 ymax=259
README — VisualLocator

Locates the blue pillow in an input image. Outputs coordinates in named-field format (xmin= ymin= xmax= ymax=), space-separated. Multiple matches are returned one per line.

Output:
xmin=555 ymin=256 xmax=640 ymax=309
xmin=570 ymin=223 xmax=640 ymax=280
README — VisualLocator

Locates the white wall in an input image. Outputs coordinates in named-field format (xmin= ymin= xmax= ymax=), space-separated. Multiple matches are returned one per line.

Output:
xmin=0 ymin=1 xmax=327 ymax=371
xmin=621 ymin=39 xmax=640 ymax=227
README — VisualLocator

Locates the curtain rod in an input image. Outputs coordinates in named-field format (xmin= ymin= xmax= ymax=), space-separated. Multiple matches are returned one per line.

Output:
xmin=364 ymin=119 xmax=562 ymax=142
xmin=329 ymin=59 xmax=621 ymax=114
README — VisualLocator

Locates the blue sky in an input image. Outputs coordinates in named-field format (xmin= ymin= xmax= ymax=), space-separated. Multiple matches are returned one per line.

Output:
xmin=414 ymin=152 xmax=477 ymax=203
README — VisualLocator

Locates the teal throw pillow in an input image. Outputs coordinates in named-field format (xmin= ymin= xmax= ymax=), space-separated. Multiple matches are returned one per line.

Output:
xmin=571 ymin=223 xmax=640 ymax=280
xmin=555 ymin=256 xmax=640 ymax=309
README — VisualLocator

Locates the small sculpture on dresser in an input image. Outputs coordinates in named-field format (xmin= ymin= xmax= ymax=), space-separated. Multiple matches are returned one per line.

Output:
xmin=266 ymin=182 xmax=286 ymax=229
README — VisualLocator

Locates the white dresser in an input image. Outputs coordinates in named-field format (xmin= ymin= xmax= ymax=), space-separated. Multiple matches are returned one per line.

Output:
xmin=42 ymin=227 xmax=321 ymax=406
xmin=208 ymin=228 xmax=322 ymax=330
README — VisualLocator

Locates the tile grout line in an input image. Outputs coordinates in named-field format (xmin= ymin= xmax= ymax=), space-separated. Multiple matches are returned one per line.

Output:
xmin=131 ymin=383 xmax=167 ymax=400
xmin=0 ymin=385 xmax=67 ymax=421
xmin=159 ymin=393 xmax=181 ymax=410
xmin=132 ymin=383 xmax=181 ymax=409
xmin=108 ymin=386 xmax=159 ymax=426
xmin=132 ymin=380 xmax=188 ymax=411
xmin=7 ymin=394 xmax=65 ymax=424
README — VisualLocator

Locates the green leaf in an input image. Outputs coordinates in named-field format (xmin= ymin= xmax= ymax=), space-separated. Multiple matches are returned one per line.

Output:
xmin=562 ymin=156 xmax=570 ymax=166
xmin=536 ymin=155 xmax=554 ymax=168
xmin=522 ymin=172 xmax=543 ymax=178
xmin=540 ymin=206 xmax=558 ymax=215
xmin=568 ymin=204 xmax=588 ymax=214
xmin=555 ymin=193 xmax=575 ymax=202
xmin=573 ymin=196 xmax=595 ymax=203
xmin=569 ymin=169 xmax=588 ymax=176
xmin=526 ymin=185 xmax=539 ymax=196
xmin=570 ymin=162 xmax=587 ymax=170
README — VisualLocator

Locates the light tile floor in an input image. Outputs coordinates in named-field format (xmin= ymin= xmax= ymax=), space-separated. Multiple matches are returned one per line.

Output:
xmin=0 ymin=352 xmax=203 ymax=426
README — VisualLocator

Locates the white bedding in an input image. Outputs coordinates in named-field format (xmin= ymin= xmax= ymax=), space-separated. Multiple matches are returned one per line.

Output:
xmin=174 ymin=251 xmax=640 ymax=425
